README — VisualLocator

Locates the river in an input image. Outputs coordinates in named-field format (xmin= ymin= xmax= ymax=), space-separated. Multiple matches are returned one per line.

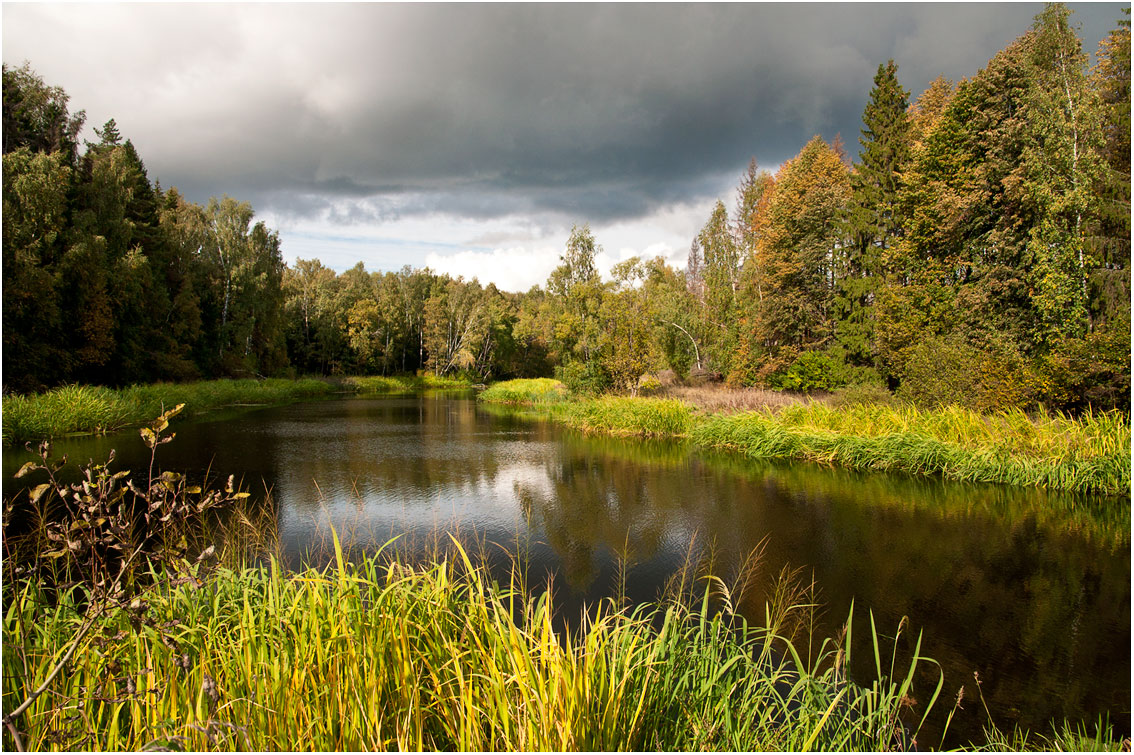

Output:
xmin=3 ymin=393 xmax=1129 ymax=747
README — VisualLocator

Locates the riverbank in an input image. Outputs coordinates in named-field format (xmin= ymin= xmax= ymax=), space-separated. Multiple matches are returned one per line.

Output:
xmin=478 ymin=379 xmax=1131 ymax=497
xmin=1 ymin=375 xmax=471 ymax=446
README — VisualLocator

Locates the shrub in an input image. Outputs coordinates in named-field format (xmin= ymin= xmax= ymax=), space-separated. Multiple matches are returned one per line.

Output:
xmin=636 ymin=374 xmax=663 ymax=396
xmin=1035 ymin=322 xmax=1131 ymax=413
xmin=897 ymin=334 xmax=1041 ymax=412
xmin=767 ymin=347 xmax=883 ymax=393
xmin=555 ymin=359 xmax=611 ymax=396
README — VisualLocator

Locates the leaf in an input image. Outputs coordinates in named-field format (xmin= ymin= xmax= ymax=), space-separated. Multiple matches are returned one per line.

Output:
xmin=29 ymin=483 xmax=51 ymax=504
xmin=14 ymin=462 xmax=38 ymax=478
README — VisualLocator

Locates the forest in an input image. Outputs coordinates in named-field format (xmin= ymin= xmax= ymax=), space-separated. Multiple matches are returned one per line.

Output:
xmin=3 ymin=5 xmax=1130 ymax=414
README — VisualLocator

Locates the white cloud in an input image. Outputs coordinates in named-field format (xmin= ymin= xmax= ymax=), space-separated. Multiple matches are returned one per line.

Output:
xmin=424 ymin=247 xmax=561 ymax=292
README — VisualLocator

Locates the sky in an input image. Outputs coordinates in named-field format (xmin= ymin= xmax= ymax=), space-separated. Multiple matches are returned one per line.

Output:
xmin=3 ymin=2 xmax=1127 ymax=292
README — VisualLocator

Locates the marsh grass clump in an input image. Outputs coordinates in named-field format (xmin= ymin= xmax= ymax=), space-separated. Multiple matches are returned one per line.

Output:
xmin=2 ymin=525 xmax=950 ymax=752
xmin=692 ymin=403 xmax=1130 ymax=496
xmin=561 ymin=396 xmax=695 ymax=438
xmin=341 ymin=374 xmax=471 ymax=393
xmin=1 ymin=375 xmax=475 ymax=447
xmin=479 ymin=377 xmax=571 ymax=405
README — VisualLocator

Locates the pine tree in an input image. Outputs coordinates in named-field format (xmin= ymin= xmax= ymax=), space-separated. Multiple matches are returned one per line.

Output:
xmin=1087 ymin=7 xmax=1131 ymax=326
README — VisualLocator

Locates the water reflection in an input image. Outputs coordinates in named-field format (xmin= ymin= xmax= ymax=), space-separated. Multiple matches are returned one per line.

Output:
xmin=2 ymin=395 xmax=1128 ymax=746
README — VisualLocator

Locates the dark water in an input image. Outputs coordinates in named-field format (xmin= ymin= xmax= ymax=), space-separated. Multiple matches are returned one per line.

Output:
xmin=3 ymin=394 xmax=1129 ymax=747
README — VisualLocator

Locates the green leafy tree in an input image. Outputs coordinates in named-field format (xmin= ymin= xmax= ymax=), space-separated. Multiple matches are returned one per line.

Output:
xmin=547 ymin=224 xmax=605 ymax=369
xmin=697 ymin=200 xmax=740 ymax=374
xmin=1 ymin=148 xmax=70 ymax=390
xmin=2 ymin=63 xmax=85 ymax=161
xmin=756 ymin=136 xmax=851 ymax=376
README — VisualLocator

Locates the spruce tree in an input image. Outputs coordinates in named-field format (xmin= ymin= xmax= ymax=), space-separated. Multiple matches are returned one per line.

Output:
xmin=839 ymin=60 xmax=911 ymax=365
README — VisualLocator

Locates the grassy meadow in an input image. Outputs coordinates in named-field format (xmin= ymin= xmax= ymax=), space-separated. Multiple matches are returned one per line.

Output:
xmin=479 ymin=379 xmax=1131 ymax=497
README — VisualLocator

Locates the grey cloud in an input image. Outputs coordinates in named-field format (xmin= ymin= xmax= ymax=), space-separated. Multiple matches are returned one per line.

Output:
xmin=4 ymin=2 xmax=1125 ymax=227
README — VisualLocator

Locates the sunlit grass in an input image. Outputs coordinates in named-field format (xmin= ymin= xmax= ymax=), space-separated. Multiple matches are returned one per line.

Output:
xmin=479 ymin=377 xmax=571 ymax=405
xmin=693 ymin=403 xmax=1130 ymax=496
xmin=479 ymin=380 xmax=1131 ymax=496
xmin=3 ymin=530 xmax=949 ymax=752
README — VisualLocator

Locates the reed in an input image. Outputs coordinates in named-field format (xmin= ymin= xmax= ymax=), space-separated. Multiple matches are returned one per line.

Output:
xmin=479 ymin=380 xmax=1130 ymax=496
xmin=3 ymin=532 xmax=950 ymax=752
xmin=558 ymin=396 xmax=696 ymax=438
xmin=478 ymin=377 xmax=571 ymax=405
xmin=692 ymin=404 xmax=1130 ymax=496
xmin=340 ymin=374 xmax=471 ymax=393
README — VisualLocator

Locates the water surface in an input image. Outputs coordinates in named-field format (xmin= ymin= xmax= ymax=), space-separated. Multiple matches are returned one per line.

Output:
xmin=4 ymin=394 xmax=1129 ymax=747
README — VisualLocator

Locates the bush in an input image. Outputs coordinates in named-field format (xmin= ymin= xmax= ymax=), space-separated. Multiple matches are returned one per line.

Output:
xmin=1035 ymin=322 xmax=1131 ymax=413
xmin=555 ymin=359 xmax=611 ymax=396
xmin=637 ymin=374 xmax=663 ymax=396
xmin=896 ymin=334 xmax=1041 ymax=412
xmin=767 ymin=347 xmax=882 ymax=393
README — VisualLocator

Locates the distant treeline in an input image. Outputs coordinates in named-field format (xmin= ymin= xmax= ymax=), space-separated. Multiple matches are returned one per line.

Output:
xmin=3 ymin=5 xmax=1129 ymax=412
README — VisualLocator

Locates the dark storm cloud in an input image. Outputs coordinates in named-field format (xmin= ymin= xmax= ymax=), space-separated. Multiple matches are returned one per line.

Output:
xmin=3 ymin=2 xmax=1126 ymax=226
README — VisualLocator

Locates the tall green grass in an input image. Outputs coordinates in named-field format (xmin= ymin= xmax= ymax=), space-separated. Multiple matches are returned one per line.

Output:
xmin=479 ymin=377 xmax=571 ymax=404
xmin=341 ymin=374 xmax=471 ymax=393
xmin=3 ymin=534 xmax=947 ymax=752
xmin=2 ymin=374 xmax=473 ymax=446
xmin=558 ymin=396 xmax=695 ymax=438
xmin=692 ymin=404 xmax=1130 ymax=497
xmin=479 ymin=380 xmax=1130 ymax=496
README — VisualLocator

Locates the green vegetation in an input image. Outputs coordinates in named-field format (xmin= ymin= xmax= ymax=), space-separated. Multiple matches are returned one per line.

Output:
xmin=340 ymin=374 xmax=472 ymax=393
xmin=693 ymin=405 xmax=1130 ymax=497
xmin=480 ymin=379 xmax=1131 ymax=497
xmin=1 ymin=375 xmax=472 ymax=446
xmin=2 ymin=411 xmax=1125 ymax=752
xmin=479 ymin=376 xmax=570 ymax=404
xmin=4 ymin=6 xmax=1131 ymax=415
xmin=2 ymin=538 xmax=944 ymax=752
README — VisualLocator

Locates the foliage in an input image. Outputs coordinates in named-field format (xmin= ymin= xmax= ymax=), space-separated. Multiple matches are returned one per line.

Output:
xmin=767 ymin=347 xmax=883 ymax=393
xmin=896 ymin=335 xmax=1042 ymax=412
xmin=2 ymin=528 xmax=959 ymax=753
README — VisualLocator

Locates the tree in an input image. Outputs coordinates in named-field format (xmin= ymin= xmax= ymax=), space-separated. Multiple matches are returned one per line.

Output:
xmin=2 ymin=148 xmax=70 ymax=390
xmin=423 ymin=276 xmax=494 ymax=377
xmin=1017 ymin=3 xmax=1104 ymax=341
xmin=697 ymin=200 xmax=740 ymax=373
xmin=756 ymin=136 xmax=851 ymax=374
xmin=547 ymin=224 xmax=605 ymax=367
xmin=839 ymin=60 xmax=912 ymax=366
xmin=2 ymin=63 xmax=85 ymax=161
xmin=1087 ymin=8 xmax=1131 ymax=326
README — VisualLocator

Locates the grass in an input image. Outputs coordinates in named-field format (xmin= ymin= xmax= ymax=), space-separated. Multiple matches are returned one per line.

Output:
xmin=479 ymin=379 xmax=1131 ymax=496
xmin=478 ymin=377 xmax=571 ymax=405
xmin=2 ymin=374 xmax=472 ymax=446
xmin=2 ymin=527 xmax=947 ymax=752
